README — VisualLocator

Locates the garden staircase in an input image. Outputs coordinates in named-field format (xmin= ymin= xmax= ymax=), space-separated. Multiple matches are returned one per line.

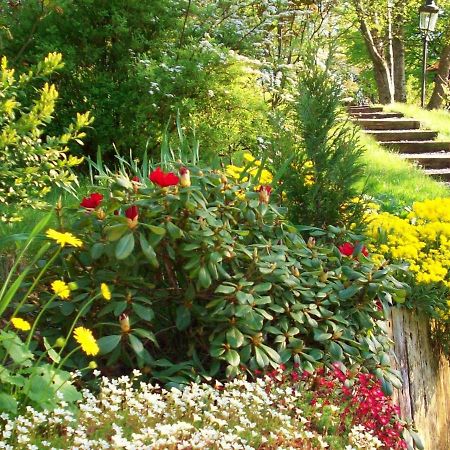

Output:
xmin=348 ymin=105 xmax=450 ymax=182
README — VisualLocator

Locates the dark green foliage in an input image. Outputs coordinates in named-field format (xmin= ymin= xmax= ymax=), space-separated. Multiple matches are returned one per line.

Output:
xmin=0 ymin=0 xmax=269 ymax=161
xmin=279 ymin=54 xmax=366 ymax=228
xmin=24 ymin=157 xmax=407 ymax=388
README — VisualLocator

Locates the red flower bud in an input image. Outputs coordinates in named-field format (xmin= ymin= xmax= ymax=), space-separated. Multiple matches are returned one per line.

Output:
xmin=149 ymin=167 xmax=180 ymax=188
xmin=179 ymin=167 xmax=191 ymax=187
xmin=80 ymin=193 xmax=103 ymax=209
xmin=258 ymin=185 xmax=272 ymax=204
xmin=125 ymin=205 xmax=139 ymax=221
xmin=338 ymin=242 xmax=354 ymax=256
xmin=119 ymin=313 xmax=130 ymax=333
xmin=339 ymin=242 xmax=369 ymax=257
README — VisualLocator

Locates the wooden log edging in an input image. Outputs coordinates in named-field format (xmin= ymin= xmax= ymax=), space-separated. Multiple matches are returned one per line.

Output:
xmin=387 ymin=308 xmax=450 ymax=450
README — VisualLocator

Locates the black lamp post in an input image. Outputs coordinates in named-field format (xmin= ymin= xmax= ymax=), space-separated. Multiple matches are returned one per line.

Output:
xmin=419 ymin=0 xmax=440 ymax=108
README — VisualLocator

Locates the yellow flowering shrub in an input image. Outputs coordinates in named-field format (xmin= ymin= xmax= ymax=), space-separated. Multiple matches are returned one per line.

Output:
xmin=366 ymin=198 xmax=450 ymax=287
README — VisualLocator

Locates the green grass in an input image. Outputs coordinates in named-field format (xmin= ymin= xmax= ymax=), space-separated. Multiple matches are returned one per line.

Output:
xmin=385 ymin=103 xmax=450 ymax=141
xmin=357 ymin=132 xmax=450 ymax=209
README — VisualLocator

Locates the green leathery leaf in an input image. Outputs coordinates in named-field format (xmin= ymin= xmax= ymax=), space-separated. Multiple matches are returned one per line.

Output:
xmin=226 ymin=328 xmax=244 ymax=348
xmin=128 ymin=334 xmax=144 ymax=355
xmin=132 ymin=303 xmax=155 ymax=322
xmin=198 ymin=266 xmax=212 ymax=289
xmin=223 ymin=349 xmax=240 ymax=367
xmin=105 ymin=224 xmax=128 ymax=242
xmin=115 ymin=233 xmax=135 ymax=260
xmin=176 ymin=306 xmax=191 ymax=331
xmin=98 ymin=335 xmax=122 ymax=355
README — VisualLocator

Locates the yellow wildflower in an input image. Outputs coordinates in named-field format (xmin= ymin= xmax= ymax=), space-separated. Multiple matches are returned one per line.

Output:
xmin=100 ymin=283 xmax=112 ymax=301
xmin=73 ymin=327 xmax=99 ymax=356
xmin=11 ymin=317 xmax=31 ymax=331
xmin=46 ymin=229 xmax=82 ymax=248
xmin=51 ymin=280 xmax=70 ymax=300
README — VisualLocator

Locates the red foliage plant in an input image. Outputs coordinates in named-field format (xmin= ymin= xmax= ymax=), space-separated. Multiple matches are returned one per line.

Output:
xmin=259 ymin=364 xmax=407 ymax=450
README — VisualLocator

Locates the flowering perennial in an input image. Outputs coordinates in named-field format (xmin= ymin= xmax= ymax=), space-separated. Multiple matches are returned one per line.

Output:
xmin=51 ymin=280 xmax=70 ymax=299
xmin=10 ymin=317 xmax=31 ymax=331
xmin=0 ymin=373 xmax=404 ymax=449
xmin=46 ymin=229 xmax=83 ymax=248
xmin=100 ymin=283 xmax=111 ymax=301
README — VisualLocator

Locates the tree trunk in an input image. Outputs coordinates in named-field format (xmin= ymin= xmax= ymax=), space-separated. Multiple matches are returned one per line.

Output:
xmin=428 ymin=43 xmax=450 ymax=110
xmin=393 ymin=25 xmax=406 ymax=102
xmin=358 ymin=19 xmax=394 ymax=104
xmin=372 ymin=58 xmax=395 ymax=104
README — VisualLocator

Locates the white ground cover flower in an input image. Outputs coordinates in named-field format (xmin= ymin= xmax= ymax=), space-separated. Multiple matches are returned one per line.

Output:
xmin=0 ymin=376 xmax=384 ymax=449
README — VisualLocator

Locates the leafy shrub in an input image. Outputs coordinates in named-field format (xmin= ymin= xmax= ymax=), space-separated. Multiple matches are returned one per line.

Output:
xmin=277 ymin=52 xmax=366 ymax=228
xmin=0 ymin=1 xmax=269 ymax=160
xmin=0 ymin=52 xmax=91 ymax=222
xmin=23 ymin=158 xmax=407 ymax=388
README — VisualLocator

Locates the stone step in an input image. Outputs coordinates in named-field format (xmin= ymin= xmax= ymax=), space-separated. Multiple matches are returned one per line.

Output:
xmin=424 ymin=168 xmax=450 ymax=181
xmin=382 ymin=141 xmax=450 ymax=154
xmin=348 ymin=106 xmax=384 ymax=113
xmin=351 ymin=112 xmax=404 ymax=119
xmin=356 ymin=119 xmax=420 ymax=131
xmin=401 ymin=152 xmax=450 ymax=169
xmin=366 ymin=130 xmax=438 ymax=142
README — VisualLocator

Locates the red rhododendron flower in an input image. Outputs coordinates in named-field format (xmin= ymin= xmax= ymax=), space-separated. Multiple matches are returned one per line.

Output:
xmin=131 ymin=176 xmax=140 ymax=182
xmin=339 ymin=242 xmax=369 ymax=257
xmin=149 ymin=167 xmax=180 ymax=187
xmin=125 ymin=205 xmax=139 ymax=221
xmin=80 ymin=193 xmax=103 ymax=209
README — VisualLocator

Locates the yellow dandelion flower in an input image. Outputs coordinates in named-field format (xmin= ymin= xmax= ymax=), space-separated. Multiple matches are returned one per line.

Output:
xmin=73 ymin=327 xmax=99 ymax=356
xmin=46 ymin=229 xmax=82 ymax=248
xmin=11 ymin=317 xmax=31 ymax=331
xmin=100 ymin=283 xmax=111 ymax=301
xmin=51 ymin=280 xmax=70 ymax=299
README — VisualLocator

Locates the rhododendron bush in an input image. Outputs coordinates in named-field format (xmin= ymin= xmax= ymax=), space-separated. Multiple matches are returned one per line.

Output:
xmin=30 ymin=161 xmax=407 ymax=387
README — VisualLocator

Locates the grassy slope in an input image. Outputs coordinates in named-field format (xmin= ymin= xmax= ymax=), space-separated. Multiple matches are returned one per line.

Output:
xmin=385 ymin=103 xmax=450 ymax=141
xmin=357 ymin=131 xmax=449 ymax=207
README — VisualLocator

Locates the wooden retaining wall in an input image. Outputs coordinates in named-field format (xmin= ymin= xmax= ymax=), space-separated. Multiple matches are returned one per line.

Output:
xmin=387 ymin=308 xmax=450 ymax=450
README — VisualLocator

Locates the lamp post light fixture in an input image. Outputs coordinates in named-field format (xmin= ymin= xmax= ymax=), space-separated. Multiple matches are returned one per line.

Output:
xmin=419 ymin=0 xmax=440 ymax=108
